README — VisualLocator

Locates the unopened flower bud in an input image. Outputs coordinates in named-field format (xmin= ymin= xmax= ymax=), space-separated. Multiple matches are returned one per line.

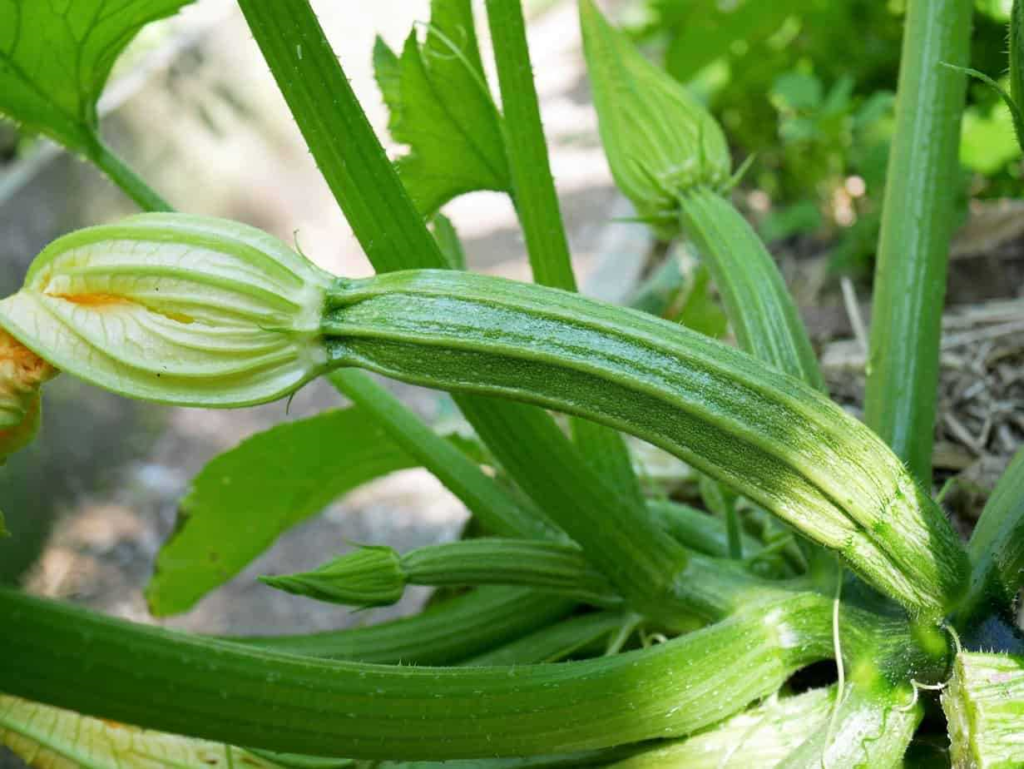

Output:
xmin=579 ymin=0 xmax=731 ymax=236
xmin=0 ymin=214 xmax=333 ymax=407
xmin=260 ymin=546 xmax=406 ymax=607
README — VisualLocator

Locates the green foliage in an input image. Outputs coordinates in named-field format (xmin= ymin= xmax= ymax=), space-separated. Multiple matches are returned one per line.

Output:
xmin=644 ymin=0 xmax=1013 ymax=276
xmin=2 ymin=0 xmax=1024 ymax=765
xmin=373 ymin=0 xmax=510 ymax=215
xmin=145 ymin=407 xmax=417 ymax=616
xmin=0 ymin=0 xmax=191 ymax=152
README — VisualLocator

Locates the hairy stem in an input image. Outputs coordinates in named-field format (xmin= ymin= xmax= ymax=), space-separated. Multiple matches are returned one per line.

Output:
xmin=864 ymin=0 xmax=973 ymax=483
xmin=0 ymin=589 xmax=834 ymax=760
xmin=484 ymin=0 xmax=576 ymax=291
xmin=83 ymin=135 xmax=171 ymax=213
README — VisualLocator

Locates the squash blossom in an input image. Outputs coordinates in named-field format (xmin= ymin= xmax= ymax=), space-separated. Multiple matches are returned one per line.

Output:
xmin=0 ymin=329 xmax=56 ymax=461
xmin=579 ymin=0 xmax=731 ymax=237
xmin=0 ymin=214 xmax=333 ymax=409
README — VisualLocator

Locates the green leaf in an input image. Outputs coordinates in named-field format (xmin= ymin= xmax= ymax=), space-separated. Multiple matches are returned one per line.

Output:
xmin=145 ymin=407 xmax=417 ymax=616
xmin=0 ymin=694 xmax=284 ymax=769
xmin=0 ymin=0 xmax=192 ymax=152
xmin=0 ymin=508 xmax=7 ymax=538
xmin=373 ymin=0 xmax=510 ymax=215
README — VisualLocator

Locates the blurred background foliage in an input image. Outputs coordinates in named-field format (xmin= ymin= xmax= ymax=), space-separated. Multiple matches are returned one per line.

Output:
xmin=633 ymin=0 xmax=1021 ymax=274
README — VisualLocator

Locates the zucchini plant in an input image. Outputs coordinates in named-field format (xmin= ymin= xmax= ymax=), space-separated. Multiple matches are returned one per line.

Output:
xmin=0 ymin=0 xmax=1021 ymax=767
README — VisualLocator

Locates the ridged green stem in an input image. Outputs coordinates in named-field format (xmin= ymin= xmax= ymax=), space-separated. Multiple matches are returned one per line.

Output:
xmin=452 ymin=397 xmax=690 ymax=619
xmin=0 ymin=589 xmax=836 ymax=760
xmin=483 ymin=0 xmax=576 ymax=292
xmin=322 ymin=270 xmax=968 ymax=617
xmin=235 ymin=0 xmax=442 ymax=272
xmin=401 ymin=540 xmax=619 ymax=606
xmin=647 ymin=500 xmax=787 ymax=572
xmin=865 ymin=0 xmax=973 ymax=483
xmin=264 ymin=540 xmax=620 ymax=609
xmin=83 ymin=135 xmax=172 ymax=213
xmin=229 ymin=586 xmax=575 ymax=665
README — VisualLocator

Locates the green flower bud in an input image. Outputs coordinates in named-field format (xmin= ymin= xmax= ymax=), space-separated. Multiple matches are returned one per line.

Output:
xmin=0 ymin=214 xmax=333 ymax=407
xmin=260 ymin=546 xmax=406 ymax=608
xmin=579 ymin=0 xmax=731 ymax=236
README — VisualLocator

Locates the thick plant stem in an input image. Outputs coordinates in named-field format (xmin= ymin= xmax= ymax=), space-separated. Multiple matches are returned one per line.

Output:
xmin=484 ymin=0 xmax=576 ymax=292
xmin=0 ymin=589 xmax=835 ymax=761
xmin=84 ymin=136 xmax=172 ymax=213
xmin=461 ymin=611 xmax=630 ymax=666
xmin=235 ymin=0 xmax=442 ymax=272
xmin=264 ymin=540 xmax=621 ymax=609
xmin=453 ymin=397 xmax=690 ymax=620
xmin=865 ymin=0 xmax=973 ymax=483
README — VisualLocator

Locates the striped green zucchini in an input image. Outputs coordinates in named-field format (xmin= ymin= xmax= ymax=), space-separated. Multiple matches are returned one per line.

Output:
xmin=0 ymin=217 xmax=968 ymax=618
xmin=321 ymin=269 xmax=967 ymax=618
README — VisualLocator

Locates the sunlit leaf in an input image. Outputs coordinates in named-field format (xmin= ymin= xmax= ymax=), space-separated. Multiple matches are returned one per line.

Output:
xmin=145 ymin=407 xmax=418 ymax=616
xmin=373 ymin=0 xmax=510 ymax=214
xmin=0 ymin=694 xmax=284 ymax=769
xmin=0 ymin=0 xmax=193 ymax=152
